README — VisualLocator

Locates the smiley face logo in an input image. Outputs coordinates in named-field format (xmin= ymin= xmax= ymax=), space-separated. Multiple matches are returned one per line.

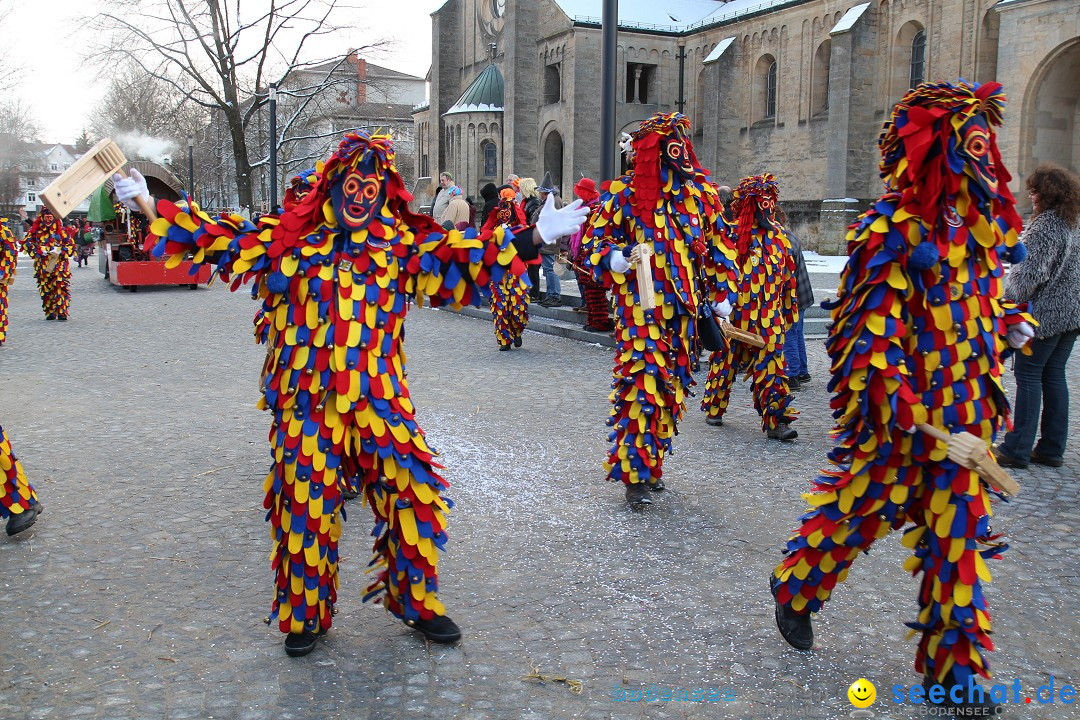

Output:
xmin=848 ymin=678 xmax=876 ymax=708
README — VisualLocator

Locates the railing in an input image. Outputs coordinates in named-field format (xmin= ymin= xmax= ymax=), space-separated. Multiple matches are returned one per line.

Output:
xmin=572 ymin=0 xmax=805 ymax=34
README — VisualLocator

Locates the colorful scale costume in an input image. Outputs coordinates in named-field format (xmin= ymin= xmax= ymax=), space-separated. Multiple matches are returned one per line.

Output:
xmin=701 ymin=174 xmax=798 ymax=432
xmin=483 ymin=194 xmax=530 ymax=349
xmin=25 ymin=209 xmax=76 ymax=320
xmin=771 ymin=81 xmax=1032 ymax=686
xmin=146 ymin=132 xmax=537 ymax=641
xmin=1 ymin=424 xmax=41 ymax=534
xmin=0 ymin=219 xmax=17 ymax=346
xmin=582 ymin=113 xmax=737 ymax=489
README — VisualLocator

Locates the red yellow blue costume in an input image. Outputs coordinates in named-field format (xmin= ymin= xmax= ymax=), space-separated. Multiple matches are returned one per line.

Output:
xmin=0 ymin=219 xmax=17 ymax=346
xmin=701 ymin=174 xmax=799 ymax=437
xmin=25 ymin=209 xmax=76 ymax=320
xmin=144 ymin=131 xmax=538 ymax=654
xmin=771 ymin=81 xmax=1033 ymax=696
xmin=482 ymin=192 xmax=530 ymax=350
xmin=1 ymin=424 xmax=43 ymax=536
xmin=581 ymin=113 xmax=737 ymax=499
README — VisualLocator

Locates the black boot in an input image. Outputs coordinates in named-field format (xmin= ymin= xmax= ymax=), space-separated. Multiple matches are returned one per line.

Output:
xmin=648 ymin=478 xmax=665 ymax=492
xmin=498 ymin=343 xmax=510 ymax=351
xmin=513 ymin=335 xmax=522 ymax=348
xmin=406 ymin=614 xmax=461 ymax=644
xmin=767 ymin=423 xmax=798 ymax=441
xmin=283 ymin=629 xmax=320 ymax=657
xmin=922 ymin=669 xmax=1003 ymax=715
xmin=771 ymin=575 xmax=813 ymax=650
xmin=705 ymin=415 xmax=724 ymax=427
xmin=625 ymin=482 xmax=651 ymax=506
xmin=6 ymin=502 xmax=43 ymax=536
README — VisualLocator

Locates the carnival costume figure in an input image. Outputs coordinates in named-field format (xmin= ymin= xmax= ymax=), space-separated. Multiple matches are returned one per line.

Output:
xmin=769 ymin=81 xmax=1035 ymax=713
xmin=1 ymin=424 xmax=43 ymax=536
xmin=482 ymin=189 xmax=531 ymax=350
xmin=581 ymin=112 xmax=738 ymax=506
xmin=114 ymin=131 xmax=585 ymax=657
xmin=0 ymin=219 xmax=18 ymax=346
xmin=25 ymin=208 xmax=76 ymax=321
xmin=700 ymin=174 xmax=799 ymax=440
xmin=568 ymin=178 xmax=613 ymax=333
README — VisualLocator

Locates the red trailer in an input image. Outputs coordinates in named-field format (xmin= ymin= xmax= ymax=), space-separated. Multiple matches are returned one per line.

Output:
xmin=96 ymin=160 xmax=211 ymax=292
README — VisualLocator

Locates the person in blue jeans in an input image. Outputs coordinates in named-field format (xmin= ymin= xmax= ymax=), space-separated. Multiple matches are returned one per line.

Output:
xmin=778 ymin=207 xmax=814 ymax=390
xmin=996 ymin=164 xmax=1080 ymax=469
xmin=537 ymin=173 xmax=563 ymax=307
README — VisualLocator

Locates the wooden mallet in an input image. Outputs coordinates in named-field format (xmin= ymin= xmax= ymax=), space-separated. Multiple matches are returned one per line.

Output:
xmin=628 ymin=244 xmax=656 ymax=310
xmin=917 ymin=423 xmax=1021 ymax=497
xmin=719 ymin=319 xmax=766 ymax=348
xmin=40 ymin=139 xmax=157 ymax=221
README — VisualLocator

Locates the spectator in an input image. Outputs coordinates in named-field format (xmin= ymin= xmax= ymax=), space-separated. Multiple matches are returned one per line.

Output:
xmin=431 ymin=172 xmax=456 ymax=221
xmin=777 ymin=206 xmax=814 ymax=390
xmin=465 ymin=196 xmax=478 ymax=229
xmin=519 ymin=178 xmax=543 ymax=301
xmin=995 ymin=163 xmax=1080 ymax=469
xmin=479 ymin=183 xmax=499 ymax=226
xmin=536 ymin=173 xmax=563 ymax=306
xmin=440 ymin=186 xmax=471 ymax=230
xmin=569 ymin=177 xmax=612 ymax=331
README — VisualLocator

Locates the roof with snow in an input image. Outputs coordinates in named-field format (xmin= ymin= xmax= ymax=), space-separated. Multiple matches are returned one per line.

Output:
xmin=554 ymin=0 xmax=806 ymax=33
xmin=444 ymin=64 xmax=504 ymax=115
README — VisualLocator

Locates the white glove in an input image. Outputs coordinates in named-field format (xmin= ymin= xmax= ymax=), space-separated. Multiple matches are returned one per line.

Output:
xmin=710 ymin=299 xmax=732 ymax=319
xmin=1007 ymin=321 xmax=1035 ymax=349
xmin=608 ymin=249 xmax=631 ymax=274
xmin=535 ymin=194 xmax=587 ymax=244
xmin=618 ymin=132 xmax=633 ymax=156
xmin=112 ymin=169 xmax=149 ymax=212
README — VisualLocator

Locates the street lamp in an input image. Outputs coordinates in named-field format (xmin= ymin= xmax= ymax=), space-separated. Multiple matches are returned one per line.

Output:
xmin=269 ymin=83 xmax=278 ymax=210
xmin=187 ymin=136 xmax=195 ymax=196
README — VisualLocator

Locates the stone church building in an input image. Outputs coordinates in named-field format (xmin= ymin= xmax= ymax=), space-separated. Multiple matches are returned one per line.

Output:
xmin=414 ymin=0 xmax=1079 ymax=250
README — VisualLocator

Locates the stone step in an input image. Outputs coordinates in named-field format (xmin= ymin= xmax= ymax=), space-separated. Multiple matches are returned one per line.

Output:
xmin=449 ymin=304 xmax=618 ymax=348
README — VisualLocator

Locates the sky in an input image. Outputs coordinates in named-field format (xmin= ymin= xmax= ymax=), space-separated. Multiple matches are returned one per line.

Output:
xmin=2 ymin=0 xmax=444 ymax=143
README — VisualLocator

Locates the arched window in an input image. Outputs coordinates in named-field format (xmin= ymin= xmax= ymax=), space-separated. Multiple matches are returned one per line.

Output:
xmin=482 ymin=141 xmax=498 ymax=178
xmin=766 ymin=61 xmax=778 ymax=118
xmin=544 ymin=64 xmax=560 ymax=104
xmin=909 ymin=30 xmax=926 ymax=88
xmin=754 ymin=54 xmax=778 ymax=123
xmin=811 ymin=40 xmax=831 ymax=116
xmin=543 ymin=131 xmax=564 ymax=190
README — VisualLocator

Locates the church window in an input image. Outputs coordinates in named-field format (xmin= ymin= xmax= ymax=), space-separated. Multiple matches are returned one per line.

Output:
xmin=626 ymin=62 xmax=656 ymax=104
xmin=482 ymin=141 xmax=498 ymax=177
xmin=909 ymin=30 xmax=926 ymax=88
xmin=755 ymin=54 xmax=778 ymax=122
xmin=812 ymin=40 xmax=831 ymax=116
xmin=544 ymin=64 xmax=561 ymax=104
xmin=766 ymin=60 xmax=777 ymax=118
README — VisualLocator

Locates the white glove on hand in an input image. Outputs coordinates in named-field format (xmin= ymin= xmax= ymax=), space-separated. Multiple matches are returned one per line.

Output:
xmin=710 ymin=299 xmax=732 ymax=319
xmin=535 ymin=194 xmax=587 ymax=245
xmin=1007 ymin=321 xmax=1035 ymax=349
xmin=608 ymin=248 xmax=631 ymax=274
xmin=112 ymin=169 xmax=149 ymax=212
xmin=618 ymin=132 xmax=633 ymax=156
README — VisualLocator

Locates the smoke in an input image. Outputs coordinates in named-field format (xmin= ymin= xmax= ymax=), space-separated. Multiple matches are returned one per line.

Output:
xmin=115 ymin=132 xmax=176 ymax=165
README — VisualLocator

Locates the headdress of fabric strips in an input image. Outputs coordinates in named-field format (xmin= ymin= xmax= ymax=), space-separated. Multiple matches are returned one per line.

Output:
xmin=628 ymin=112 xmax=705 ymax=211
xmin=877 ymin=80 xmax=1024 ymax=267
xmin=282 ymin=164 xmax=321 ymax=210
xmin=286 ymin=130 xmax=441 ymax=236
xmin=731 ymin=173 xmax=780 ymax=258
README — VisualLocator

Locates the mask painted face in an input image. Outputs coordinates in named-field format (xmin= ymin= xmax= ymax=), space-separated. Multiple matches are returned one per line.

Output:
xmin=331 ymin=161 xmax=386 ymax=231
xmin=661 ymin=136 xmax=695 ymax=180
xmin=957 ymin=115 xmax=998 ymax=197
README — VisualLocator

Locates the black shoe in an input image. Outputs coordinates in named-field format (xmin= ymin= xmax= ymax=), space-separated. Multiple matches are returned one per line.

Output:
xmin=625 ymin=482 xmax=652 ymax=506
xmin=648 ymin=479 xmax=665 ymax=492
xmin=406 ymin=614 xmax=461 ymax=644
xmin=1030 ymin=450 xmax=1064 ymax=468
xmin=992 ymin=447 xmax=1028 ymax=469
xmin=797 ymin=373 xmax=811 ymax=383
xmin=5 ymin=502 xmax=42 ymax=536
xmin=341 ymin=486 xmax=358 ymax=500
xmin=767 ymin=423 xmax=798 ymax=441
xmin=498 ymin=343 xmax=510 ymax=351
xmin=705 ymin=416 xmax=725 ymax=427
xmin=539 ymin=296 xmax=561 ymax=307
xmin=513 ymin=335 xmax=522 ymax=348
xmin=921 ymin=671 xmax=1002 ymax=715
xmin=57 ymin=315 xmax=67 ymax=321
xmin=788 ymin=378 xmax=802 ymax=391
xmin=45 ymin=314 xmax=55 ymax=321
xmin=583 ymin=324 xmax=611 ymax=333
xmin=770 ymin=575 xmax=813 ymax=650
xmin=284 ymin=629 xmax=320 ymax=657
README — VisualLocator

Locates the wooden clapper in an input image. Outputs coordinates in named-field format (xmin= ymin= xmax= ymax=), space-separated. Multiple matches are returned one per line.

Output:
xmin=40 ymin=139 xmax=157 ymax=221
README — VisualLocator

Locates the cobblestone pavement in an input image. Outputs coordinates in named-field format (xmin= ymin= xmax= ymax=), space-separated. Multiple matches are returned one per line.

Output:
xmin=0 ymin=264 xmax=1077 ymax=720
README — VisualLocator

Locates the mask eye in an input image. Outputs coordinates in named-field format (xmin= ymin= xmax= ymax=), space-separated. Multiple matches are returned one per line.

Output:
xmin=343 ymin=176 xmax=361 ymax=195
xmin=667 ymin=143 xmax=683 ymax=159
xmin=362 ymin=181 xmax=379 ymax=200
xmin=963 ymin=129 xmax=989 ymax=159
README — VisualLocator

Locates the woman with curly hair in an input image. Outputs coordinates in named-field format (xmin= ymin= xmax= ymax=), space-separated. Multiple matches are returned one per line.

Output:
xmin=996 ymin=163 xmax=1080 ymax=469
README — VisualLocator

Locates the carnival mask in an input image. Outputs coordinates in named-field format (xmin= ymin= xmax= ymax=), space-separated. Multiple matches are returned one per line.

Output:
xmin=331 ymin=160 xmax=386 ymax=231
xmin=661 ymin=136 xmax=695 ymax=180
xmin=954 ymin=114 xmax=998 ymax=197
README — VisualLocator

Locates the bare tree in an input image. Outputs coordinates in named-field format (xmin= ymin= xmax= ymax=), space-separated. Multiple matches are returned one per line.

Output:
xmin=89 ymin=0 xmax=382 ymax=209
xmin=0 ymin=0 xmax=23 ymax=93
xmin=0 ymin=101 xmax=41 ymax=215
